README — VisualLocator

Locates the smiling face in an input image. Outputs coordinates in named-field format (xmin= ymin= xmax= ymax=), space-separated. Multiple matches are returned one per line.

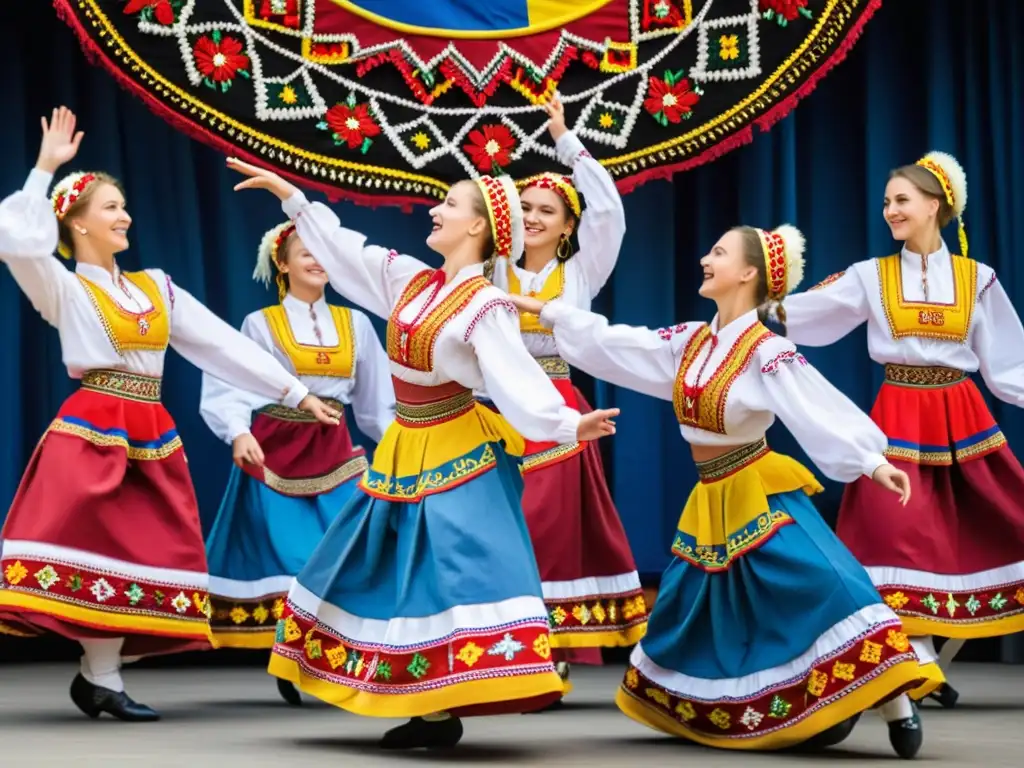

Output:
xmin=698 ymin=228 xmax=763 ymax=302
xmin=520 ymin=185 xmax=574 ymax=252
xmin=883 ymin=173 xmax=943 ymax=245
xmin=426 ymin=180 xmax=491 ymax=257
xmin=278 ymin=233 xmax=328 ymax=294
xmin=63 ymin=179 xmax=132 ymax=257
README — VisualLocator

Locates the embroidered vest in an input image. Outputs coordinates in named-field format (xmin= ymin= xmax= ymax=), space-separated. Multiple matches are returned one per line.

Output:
xmin=877 ymin=254 xmax=978 ymax=344
xmin=507 ymin=262 xmax=566 ymax=335
xmin=672 ymin=323 xmax=774 ymax=434
xmin=262 ymin=304 xmax=355 ymax=378
xmin=386 ymin=270 xmax=490 ymax=372
xmin=77 ymin=271 xmax=169 ymax=355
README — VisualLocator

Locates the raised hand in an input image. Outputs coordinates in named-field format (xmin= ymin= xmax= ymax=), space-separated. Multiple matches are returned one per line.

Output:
xmin=542 ymin=94 xmax=568 ymax=142
xmin=508 ymin=294 xmax=546 ymax=316
xmin=36 ymin=107 xmax=84 ymax=174
xmin=871 ymin=463 xmax=912 ymax=506
xmin=577 ymin=407 xmax=619 ymax=441
xmin=232 ymin=433 xmax=265 ymax=469
xmin=226 ymin=157 xmax=300 ymax=201
xmin=298 ymin=393 xmax=343 ymax=427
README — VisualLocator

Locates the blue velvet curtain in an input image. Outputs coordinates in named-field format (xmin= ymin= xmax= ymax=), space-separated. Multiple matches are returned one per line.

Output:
xmin=2 ymin=2 xmax=1023 ymax=641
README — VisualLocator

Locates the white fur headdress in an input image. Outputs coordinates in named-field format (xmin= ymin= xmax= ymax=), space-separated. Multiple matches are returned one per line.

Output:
xmin=915 ymin=150 xmax=969 ymax=257
xmin=253 ymin=221 xmax=296 ymax=285
xmin=756 ymin=223 xmax=806 ymax=301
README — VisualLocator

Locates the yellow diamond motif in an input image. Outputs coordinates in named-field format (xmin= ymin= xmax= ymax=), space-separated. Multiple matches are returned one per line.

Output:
xmin=456 ymin=641 xmax=484 ymax=668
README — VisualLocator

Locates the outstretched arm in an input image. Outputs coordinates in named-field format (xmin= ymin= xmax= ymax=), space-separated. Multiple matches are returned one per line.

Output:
xmin=973 ymin=271 xmax=1024 ymax=407
xmin=779 ymin=268 xmax=870 ymax=346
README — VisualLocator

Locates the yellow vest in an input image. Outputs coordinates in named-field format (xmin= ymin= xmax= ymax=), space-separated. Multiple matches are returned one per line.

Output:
xmin=262 ymin=304 xmax=355 ymax=378
xmin=877 ymin=254 xmax=977 ymax=344
xmin=77 ymin=270 xmax=169 ymax=355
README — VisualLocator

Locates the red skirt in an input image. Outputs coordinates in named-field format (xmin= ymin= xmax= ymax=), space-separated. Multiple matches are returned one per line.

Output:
xmin=242 ymin=398 xmax=367 ymax=496
xmin=837 ymin=364 xmax=1024 ymax=639
xmin=488 ymin=357 xmax=647 ymax=654
xmin=0 ymin=370 xmax=212 ymax=656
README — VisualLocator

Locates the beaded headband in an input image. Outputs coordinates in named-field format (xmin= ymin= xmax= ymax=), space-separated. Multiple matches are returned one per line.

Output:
xmin=51 ymin=171 xmax=99 ymax=259
xmin=755 ymin=224 xmax=806 ymax=302
xmin=254 ymin=221 xmax=298 ymax=302
xmin=517 ymin=172 xmax=582 ymax=218
xmin=914 ymin=151 xmax=969 ymax=258
xmin=474 ymin=175 xmax=524 ymax=261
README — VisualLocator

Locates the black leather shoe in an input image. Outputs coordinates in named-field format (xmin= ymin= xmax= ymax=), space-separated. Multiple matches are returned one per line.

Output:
xmin=69 ymin=674 xmax=160 ymax=722
xmin=926 ymin=683 xmax=959 ymax=709
xmin=888 ymin=706 xmax=923 ymax=759
xmin=276 ymin=678 xmax=302 ymax=706
xmin=379 ymin=716 xmax=464 ymax=750
xmin=794 ymin=712 xmax=861 ymax=751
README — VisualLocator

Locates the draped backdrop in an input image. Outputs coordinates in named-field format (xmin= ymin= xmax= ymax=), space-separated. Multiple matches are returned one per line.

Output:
xmin=2 ymin=1 xmax=1023 ymax=662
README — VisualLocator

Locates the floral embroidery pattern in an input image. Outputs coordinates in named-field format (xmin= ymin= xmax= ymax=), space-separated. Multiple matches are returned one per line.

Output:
xmin=877 ymin=582 xmax=1024 ymax=627
xmin=621 ymin=621 xmax=917 ymax=740
xmin=644 ymin=70 xmax=702 ymax=125
xmin=271 ymin=602 xmax=556 ymax=695
xmin=760 ymin=350 xmax=808 ymax=375
xmin=545 ymin=590 xmax=648 ymax=639
xmin=123 ymin=0 xmax=182 ymax=26
xmin=193 ymin=31 xmax=251 ymax=92
xmin=463 ymin=124 xmax=517 ymax=173
xmin=317 ymin=94 xmax=381 ymax=153
xmin=759 ymin=0 xmax=813 ymax=26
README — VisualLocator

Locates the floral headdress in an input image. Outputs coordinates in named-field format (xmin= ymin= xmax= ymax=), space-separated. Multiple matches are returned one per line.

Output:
xmin=474 ymin=175 xmax=525 ymax=262
xmin=254 ymin=221 xmax=297 ymax=302
xmin=755 ymin=224 xmax=806 ymax=303
xmin=915 ymin=151 xmax=969 ymax=258
xmin=516 ymin=172 xmax=582 ymax=218
xmin=51 ymin=170 xmax=99 ymax=259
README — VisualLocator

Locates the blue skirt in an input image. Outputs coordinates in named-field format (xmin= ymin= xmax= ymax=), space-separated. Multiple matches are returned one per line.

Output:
xmin=616 ymin=446 xmax=934 ymax=750
xmin=268 ymin=394 xmax=564 ymax=719
xmin=205 ymin=465 xmax=360 ymax=648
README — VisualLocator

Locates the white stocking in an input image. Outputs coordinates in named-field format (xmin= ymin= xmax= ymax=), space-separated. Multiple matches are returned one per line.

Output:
xmin=938 ymin=638 xmax=966 ymax=670
xmin=80 ymin=638 xmax=125 ymax=693
xmin=879 ymin=694 xmax=914 ymax=722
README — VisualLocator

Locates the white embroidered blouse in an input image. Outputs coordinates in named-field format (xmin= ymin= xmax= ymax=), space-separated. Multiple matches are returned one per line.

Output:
xmin=780 ymin=242 xmax=1024 ymax=406
xmin=539 ymin=302 xmax=890 ymax=482
xmin=490 ymin=130 xmax=626 ymax=359
xmin=281 ymin=191 xmax=581 ymax=444
xmin=0 ymin=169 xmax=309 ymax=407
xmin=199 ymin=295 xmax=396 ymax=444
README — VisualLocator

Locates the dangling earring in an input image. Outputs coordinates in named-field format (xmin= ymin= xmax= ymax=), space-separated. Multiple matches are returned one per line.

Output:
xmin=556 ymin=233 xmax=573 ymax=261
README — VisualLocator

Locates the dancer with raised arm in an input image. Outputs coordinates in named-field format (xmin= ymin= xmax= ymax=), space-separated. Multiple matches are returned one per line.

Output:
xmin=226 ymin=157 xmax=620 ymax=749
xmin=483 ymin=98 xmax=644 ymax=695
xmin=778 ymin=152 xmax=1024 ymax=710
xmin=0 ymin=108 xmax=338 ymax=722
xmin=509 ymin=224 xmax=934 ymax=758
xmin=200 ymin=220 xmax=395 ymax=704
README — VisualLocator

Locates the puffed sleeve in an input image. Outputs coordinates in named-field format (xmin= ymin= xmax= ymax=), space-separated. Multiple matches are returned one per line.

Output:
xmin=539 ymin=300 xmax=682 ymax=401
xmin=283 ymin=191 xmax=428 ymax=320
xmin=348 ymin=311 xmax=396 ymax=443
xmin=0 ymin=169 xmax=77 ymax=326
xmin=757 ymin=345 xmax=888 ymax=482
xmin=557 ymin=132 xmax=625 ymax=297
xmin=468 ymin=299 xmax=581 ymax=444
xmin=165 ymin=276 xmax=309 ymax=408
xmin=780 ymin=267 xmax=870 ymax=346
xmin=199 ymin=312 xmax=278 ymax=444
xmin=972 ymin=270 xmax=1024 ymax=407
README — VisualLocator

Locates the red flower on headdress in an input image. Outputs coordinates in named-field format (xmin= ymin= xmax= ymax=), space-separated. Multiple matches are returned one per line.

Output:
xmin=321 ymin=98 xmax=382 ymax=153
xmin=194 ymin=31 xmax=251 ymax=91
xmin=124 ymin=0 xmax=176 ymax=26
xmin=463 ymin=124 xmax=517 ymax=172
xmin=759 ymin=0 xmax=812 ymax=25
xmin=644 ymin=71 xmax=701 ymax=125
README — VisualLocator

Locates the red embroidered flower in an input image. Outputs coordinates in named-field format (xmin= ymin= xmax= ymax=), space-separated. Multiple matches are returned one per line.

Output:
xmin=318 ymin=96 xmax=381 ymax=154
xmin=463 ymin=124 xmax=516 ymax=172
xmin=759 ymin=0 xmax=813 ymax=25
xmin=644 ymin=71 xmax=701 ymax=125
xmin=194 ymin=31 xmax=251 ymax=91
xmin=123 ymin=0 xmax=176 ymax=26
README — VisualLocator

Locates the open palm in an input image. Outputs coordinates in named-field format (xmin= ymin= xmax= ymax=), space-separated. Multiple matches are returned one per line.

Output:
xmin=226 ymin=157 xmax=299 ymax=201
xmin=37 ymin=107 xmax=84 ymax=174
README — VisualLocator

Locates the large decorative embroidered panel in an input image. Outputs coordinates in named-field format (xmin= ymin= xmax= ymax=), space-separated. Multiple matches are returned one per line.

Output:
xmin=55 ymin=0 xmax=878 ymax=205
